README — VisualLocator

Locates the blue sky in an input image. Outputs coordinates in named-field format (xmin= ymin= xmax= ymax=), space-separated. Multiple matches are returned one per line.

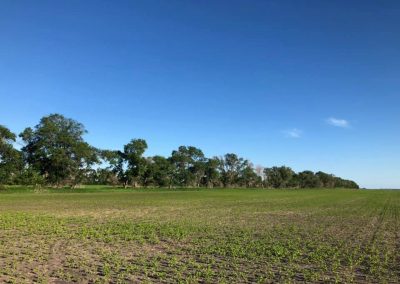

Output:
xmin=1 ymin=0 xmax=399 ymax=188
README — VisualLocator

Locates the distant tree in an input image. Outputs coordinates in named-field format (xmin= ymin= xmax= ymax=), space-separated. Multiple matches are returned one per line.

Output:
xmin=0 ymin=125 xmax=23 ymax=184
xmin=298 ymin=171 xmax=322 ymax=188
xmin=19 ymin=114 xmax=98 ymax=187
xmin=15 ymin=166 xmax=44 ymax=186
xmin=144 ymin=155 xmax=174 ymax=187
xmin=264 ymin=166 xmax=295 ymax=188
xmin=5 ymin=113 xmax=360 ymax=189
xmin=141 ymin=157 xmax=155 ymax=186
xmin=288 ymin=173 xmax=300 ymax=188
xmin=123 ymin=139 xmax=148 ymax=187
xmin=218 ymin=153 xmax=248 ymax=187
xmin=99 ymin=149 xmax=126 ymax=185
xmin=344 ymin=180 xmax=359 ymax=189
xmin=315 ymin=171 xmax=335 ymax=188
xmin=170 ymin=146 xmax=206 ymax=187
xmin=239 ymin=163 xmax=262 ymax=188
xmin=333 ymin=176 xmax=359 ymax=189
xmin=97 ymin=168 xmax=120 ymax=185
xmin=202 ymin=157 xmax=221 ymax=188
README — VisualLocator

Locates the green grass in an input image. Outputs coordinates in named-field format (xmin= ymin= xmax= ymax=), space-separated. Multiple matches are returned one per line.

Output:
xmin=0 ymin=187 xmax=399 ymax=283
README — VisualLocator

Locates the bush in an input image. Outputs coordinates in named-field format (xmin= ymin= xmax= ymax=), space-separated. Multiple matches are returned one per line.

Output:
xmin=15 ymin=167 xmax=45 ymax=186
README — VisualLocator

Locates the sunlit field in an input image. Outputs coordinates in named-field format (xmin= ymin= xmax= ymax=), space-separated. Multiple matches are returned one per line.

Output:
xmin=0 ymin=187 xmax=399 ymax=283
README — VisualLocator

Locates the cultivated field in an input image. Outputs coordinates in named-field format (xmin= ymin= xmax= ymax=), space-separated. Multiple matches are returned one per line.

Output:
xmin=0 ymin=187 xmax=399 ymax=283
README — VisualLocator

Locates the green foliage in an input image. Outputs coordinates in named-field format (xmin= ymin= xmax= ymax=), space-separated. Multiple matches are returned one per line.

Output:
xmin=202 ymin=157 xmax=221 ymax=187
xmin=2 ymin=113 xmax=359 ymax=189
xmin=218 ymin=153 xmax=248 ymax=187
xmin=143 ymin=155 xmax=174 ymax=187
xmin=170 ymin=146 xmax=206 ymax=187
xmin=238 ymin=164 xmax=262 ymax=187
xmin=0 ymin=125 xmax=23 ymax=185
xmin=123 ymin=139 xmax=148 ymax=187
xmin=298 ymin=170 xmax=322 ymax=188
xmin=14 ymin=166 xmax=45 ymax=186
xmin=264 ymin=166 xmax=295 ymax=188
xmin=19 ymin=114 xmax=98 ymax=186
xmin=263 ymin=167 xmax=359 ymax=189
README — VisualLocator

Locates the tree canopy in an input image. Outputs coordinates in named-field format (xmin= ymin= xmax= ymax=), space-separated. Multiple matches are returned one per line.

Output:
xmin=0 ymin=125 xmax=23 ymax=184
xmin=0 ymin=114 xmax=359 ymax=189
xmin=19 ymin=114 xmax=98 ymax=187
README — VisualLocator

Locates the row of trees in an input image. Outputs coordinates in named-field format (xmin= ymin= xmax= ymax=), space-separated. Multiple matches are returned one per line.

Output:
xmin=0 ymin=114 xmax=359 ymax=189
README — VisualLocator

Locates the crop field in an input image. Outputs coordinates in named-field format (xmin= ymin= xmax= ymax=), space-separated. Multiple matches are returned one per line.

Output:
xmin=0 ymin=188 xmax=399 ymax=283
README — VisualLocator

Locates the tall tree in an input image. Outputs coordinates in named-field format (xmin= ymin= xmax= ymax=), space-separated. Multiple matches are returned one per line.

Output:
xmin=239 ymin=163 xmax=262 ymax=188
xmin=19 ymin=114 xmax=98 ymax=187
xmin=6 ymin=113 xmax=360 ymax=189
xmin=144 ymin=155 xmax=175 ymax=187
xmin=0 ymin=125 xmax=22 ymax=184
xmin=316 ymin=171 xmax=335 ymax=188
xmin=202 ymin=157 xmax=221 ymax=188
xmin=100 ymin=149 xmax=125 ymax=185
xmin=170 ymin=146 xmax=206 ymax=187
xmin=123 ymin=139 xmax=148 ymax=187
xmin=218 ymin=153 xmax=248 ymax=187
xmin=264 ymin=166 xmax=295 ymax=188
xmin=333 ymin=176 xmax=359 ymax=189
xmin=298 ymin=171 xmax=322 ymax=188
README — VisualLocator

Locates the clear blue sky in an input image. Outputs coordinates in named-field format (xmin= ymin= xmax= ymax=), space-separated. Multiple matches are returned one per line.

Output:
xmin=1 ymin=0 xmax=399 ymax=188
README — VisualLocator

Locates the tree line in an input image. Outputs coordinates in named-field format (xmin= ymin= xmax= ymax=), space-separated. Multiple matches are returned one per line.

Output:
xmin=0 ymin=114 xmax=359 ymax=189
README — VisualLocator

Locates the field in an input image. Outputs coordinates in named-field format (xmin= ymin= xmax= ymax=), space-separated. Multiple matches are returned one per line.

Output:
xmin=0 ymin=187 xmax=399 ymax=283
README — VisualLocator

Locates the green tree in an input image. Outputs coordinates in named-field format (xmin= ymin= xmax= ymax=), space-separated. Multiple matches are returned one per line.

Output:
xmin=202 ymin=157 xmax=221 ymax=188
xmin=298 ymin=171 xmax=322 ymax=188
xmin=100 ymin=149 xmax=125 ymax=185
xmin=123 ymin=139 xmax=148 ymax=187
xmin=0 ymin=125 xmax=23 ymax=184
xmin=315 ymin=171 xmax=335 ymax=188
xmin=239 ymin=163 xmax=262 ymax=188
xmin=15 ymin=166 xmax=44 ymax=186
xmin=264 ymin=166 xmax=295 ymax=188
xmin=19 ymin=114 xmax=98 ymax=187
xmin=333 ymin=176 xmax=359 ymax=189
xmin=144 ymin=156 xmax=175 ymax=187
xmin=170 ymin=146 xmax=206 ymax=187
xmin=218 ymin=153 xmax=248 ymax=187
